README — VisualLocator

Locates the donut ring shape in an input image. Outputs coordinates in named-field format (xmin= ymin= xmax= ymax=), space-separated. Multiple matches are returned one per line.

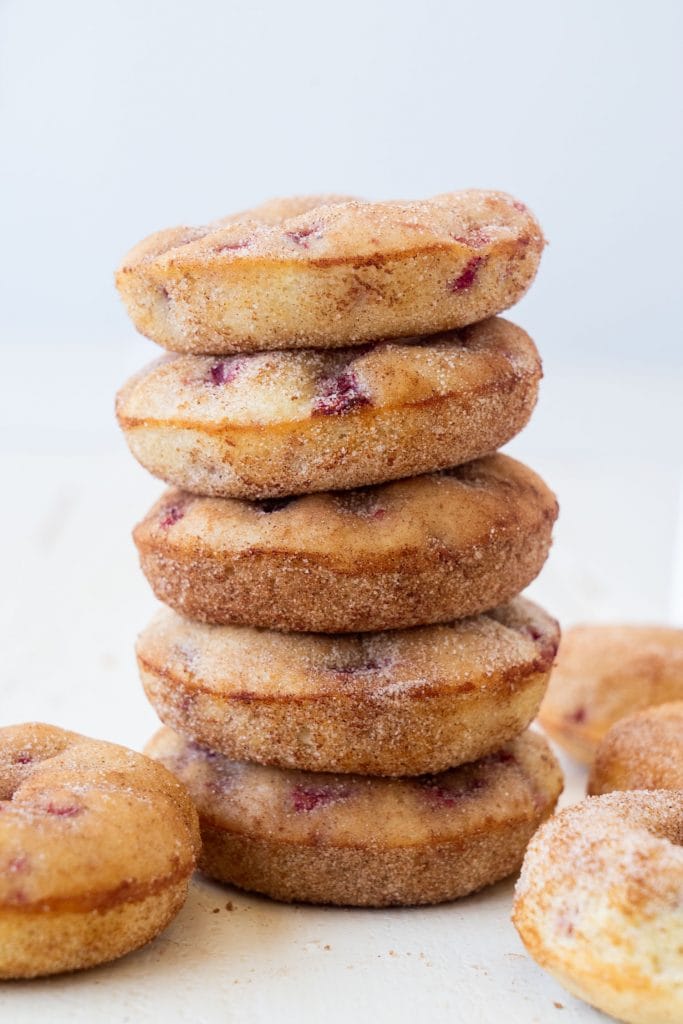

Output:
xmin=136 ymin=598 xmax=559 ymax=776
xmin=538 ymin=624 xmax=683 ymax=763
xmin=147 ymin=728 xmax=562 ymax=907
xmin=133 ymin=454 xmax=558 ymax=633
xmin=513 ymin=791 xmax=683 ymax=1024
xmin=0 ymin=723 xmax=200 ymax=978
xmin=116 ymin=317 xmax=541 ymax=500
xmin=588 ymin=701 xmax=683 ymax=795
xmin=115 ymin=191 xmax=544 ymax=354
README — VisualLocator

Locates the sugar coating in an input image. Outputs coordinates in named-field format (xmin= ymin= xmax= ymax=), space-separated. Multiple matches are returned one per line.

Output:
xmin=0 ymin=723 xmax=200 ymax=978
xmin=115 ymin=190 xmax=545 ymax=353
xmin=136 ymin=597 xmax=560 ymax=775
xmin=147 ymin=727 xmax=563 ymax=906
xmin=539 ymin=624 xmax=683 ymax=763
xmin=588 ymin=701 xmax=683 ymax=795
xmin=116 ymin=317 xmax=542 ymax=499
xmin=133 ymin=453 xmax=559 ymax=633
xmin=513 ymin=791 xmax=683 ymax=1024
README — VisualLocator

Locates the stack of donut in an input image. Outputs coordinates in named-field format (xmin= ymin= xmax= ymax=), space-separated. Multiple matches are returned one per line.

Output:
xmin=115 ymin=189 xmax=563 ymax=907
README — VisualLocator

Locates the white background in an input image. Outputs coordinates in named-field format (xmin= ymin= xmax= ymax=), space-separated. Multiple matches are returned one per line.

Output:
xmin=2 ymin=0 xmax=682 ymax=364
xmin=0 ymin=3 xmax=681 ymax=1021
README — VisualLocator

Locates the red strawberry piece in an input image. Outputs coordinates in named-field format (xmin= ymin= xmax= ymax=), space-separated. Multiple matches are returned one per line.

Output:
xmin=209 ymin=358 xmax=243 ymax=386
xmin=160 ymin=502 xmax=188 ymax=529
xmin=284 ymin=224 xmax=323 ymax=248
xmin=568 ymin=707 xmax=587 ymax=724
xmin=214 ymin=238 xmax=251 ymax=253
xmin=313 ymin=371 xmax=371 ymax=416
xmin=452 ymin=228 xmax=491 ymax=249
xmin=448 ymin=257 xmax=483 ymax=292
xmin=44 ymin=802 xmax=82 ymax=817
xmin=291 ymin=783 xmax=348 ymax=813
xmin=7 ymin=855 xmax=29 ymax=873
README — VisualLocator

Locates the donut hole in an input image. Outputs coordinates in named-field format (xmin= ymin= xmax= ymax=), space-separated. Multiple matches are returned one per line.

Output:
xmin=655 ymin=818 xmax=683 ymax=847
xmin=626 ymin=798 xmax=683 ymax=847
xmin=0 ymin=752 xmax=37 ymax=798
xmin=0 ymin=731 xmax=72 ymax=801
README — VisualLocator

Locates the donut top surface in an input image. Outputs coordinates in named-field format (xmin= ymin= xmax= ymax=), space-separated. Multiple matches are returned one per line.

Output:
xmin=116 ymin=317 xmax=540 ymax=429
xmin=542 ymin=624 xmax=683 ymax=743
xmin=120 ymin=191 xmax=542 ymax=271
xmin=148 ymin=729 xmax=562 ymax=848
xmin=116 ymin=190 xmax=544 ymax=352
xmin=0 ymin=723 xmax=200 ymax=911
xmin=134 ymin=453 xmax=558 ymax=569
xmin=137 ymin=598 xmax=559 ymax=701
xmin=518 ymin=790 xmax=683 ymax=888
xmin=515 ymin=791 xmax=683 ymax=964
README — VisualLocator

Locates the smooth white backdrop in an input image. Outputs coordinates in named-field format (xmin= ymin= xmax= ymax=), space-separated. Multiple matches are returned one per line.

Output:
xmin=2 ymin=0 xmax=682 ymax=363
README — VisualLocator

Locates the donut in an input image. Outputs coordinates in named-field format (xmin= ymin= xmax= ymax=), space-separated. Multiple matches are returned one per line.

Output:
xmin=133 ymin=453 xmax=558 ymax=633
xmin=0 ymin=723 xmax=200 ymax=979
xmin=115 ymin=190 xmax=544 ymax=354
xmin=538 ymin=624 xmax=683 ymax=763
xmin=136 ymin=598 xmax=559 ymax=776
xmin=588 ymin=702 xmax=683 ymax=796
xmin=513 ymin=790 xmax=683 ymax=1024
xmin=116 ymin=317 xmax=541 ymax=499
xmin=146 ymin=727 xmax=562 ymax=907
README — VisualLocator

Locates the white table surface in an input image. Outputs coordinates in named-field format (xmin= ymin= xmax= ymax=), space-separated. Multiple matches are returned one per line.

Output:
xmin=0 ymin=349 xmax=681 ymax=1022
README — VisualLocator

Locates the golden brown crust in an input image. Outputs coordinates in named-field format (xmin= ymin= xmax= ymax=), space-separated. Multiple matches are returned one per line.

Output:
xmin=115 ymin=318 xmax=541 ymax=498
xmin=588 ymin=701 xmax=683 ymax=795
xmin=137 ymin=599 xmax=559 ymax=775
xmin=133 ymin=454 xmax=558 ymax=632
xmin=147 ymin=728 xmax=562 ymax=906
xmin=0 ymin=723 xmax=200 ymax=978
xmin=115 ymin=191 xmax=544 ymax=354
xmin=538 ymin=624 xmax=683 ymax=763
xmin=0 ymin=883 xmax=189 ymax=980
xmin=513 ymin=791 xmax=683 ymax=1024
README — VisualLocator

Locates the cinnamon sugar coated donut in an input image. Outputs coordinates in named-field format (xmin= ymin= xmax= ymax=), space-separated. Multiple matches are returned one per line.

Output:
xmin=538 ymin=624 xmax=683 ymax=763
xmin=0 ymin=723 xmax=200 ymax=978
xmin=147 ymin=727 xmax=562 ymax=906
xmin=116 ymin=317 xmax=541 ymax=499
xmin=133 ymin=454 xmax=558 ymax=633
xmin=513 ymin=791 xmax=683 ymax=1024
xmin=136 ymin=598 xmax=559 ymax=775
xmin=115 ymin=191 xmax=544 ymax=353
xmin=588 ymin=702 xmax=683 ymax=795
